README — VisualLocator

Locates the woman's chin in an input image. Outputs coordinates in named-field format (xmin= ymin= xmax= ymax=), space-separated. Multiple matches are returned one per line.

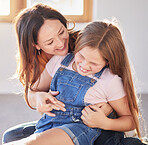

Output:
xmin=56 ymin=47 xmax=68 ymax=56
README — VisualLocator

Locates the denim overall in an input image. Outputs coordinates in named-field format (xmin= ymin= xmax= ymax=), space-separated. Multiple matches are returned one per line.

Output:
xmin=35 ymin=53 xmax=108 ymax=145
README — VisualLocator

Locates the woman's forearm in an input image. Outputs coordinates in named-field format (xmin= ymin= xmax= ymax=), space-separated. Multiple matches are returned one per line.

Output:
xmin=27 ymin=68 xmax=53 ymax=108
xmin=103 ymin=115 xmax=135 ymax=131
xmin=28 ymin=89 xmax=39 ymax=108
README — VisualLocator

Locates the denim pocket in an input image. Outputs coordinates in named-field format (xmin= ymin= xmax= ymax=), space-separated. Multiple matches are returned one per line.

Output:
xmin=55 ymin=79 xmax=82 ymax=103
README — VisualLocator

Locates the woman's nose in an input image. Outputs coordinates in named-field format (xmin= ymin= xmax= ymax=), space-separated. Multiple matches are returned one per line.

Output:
xmin=56 ymin=37 xmax=64 ymax=48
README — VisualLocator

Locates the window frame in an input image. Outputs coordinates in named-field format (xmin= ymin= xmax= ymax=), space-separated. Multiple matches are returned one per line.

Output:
xmin=64 ymin=0 xmax=93 ymax=22
xmin=0 ymin=0 xmax=92 ymax=23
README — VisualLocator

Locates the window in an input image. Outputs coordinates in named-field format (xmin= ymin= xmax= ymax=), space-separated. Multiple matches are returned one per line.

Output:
xmin=0 ymin=0 xmax=92 ymax=23
xmin=0 ymin=0 xmax=26 ymax=23
xmin=0 ymin=0 xmax=10 ymax=16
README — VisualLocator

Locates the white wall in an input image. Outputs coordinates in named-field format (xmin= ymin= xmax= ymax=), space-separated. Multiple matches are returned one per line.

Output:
xmin=0 ymin=23 xmax=23 ymax=94
xmin=92 ymin=0 xmax=148 ymax=93
xmin=0 ymin=0 xmax=148 ymax=94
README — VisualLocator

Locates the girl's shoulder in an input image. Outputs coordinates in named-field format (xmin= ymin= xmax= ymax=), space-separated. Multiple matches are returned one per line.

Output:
xmin=46 ymin=54 xmax=67 ymax=77
xmin=100 ymin=68 xmax=123 ymax=89
xmin=99 ymin=68 xmax=125 ymax=101
xmin=48 ymin=55 xmax=66 ymax=63
xmin=100 ymin=68 xmax=120 ymax=81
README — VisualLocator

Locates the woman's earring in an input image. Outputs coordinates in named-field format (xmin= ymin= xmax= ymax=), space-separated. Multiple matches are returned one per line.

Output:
xmin=38 ymin=49 xmax=41 ymax=55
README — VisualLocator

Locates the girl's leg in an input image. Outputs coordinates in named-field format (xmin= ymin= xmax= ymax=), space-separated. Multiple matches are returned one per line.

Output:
xmin=4 ymin=128 xmax=75 ymax=145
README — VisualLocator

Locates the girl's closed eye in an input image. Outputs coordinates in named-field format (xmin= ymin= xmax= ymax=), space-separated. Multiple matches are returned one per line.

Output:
xmin=91 ymin=62 xmax=98 ymax=66
xmin=78 ymin=52 xmax=99 ymax=66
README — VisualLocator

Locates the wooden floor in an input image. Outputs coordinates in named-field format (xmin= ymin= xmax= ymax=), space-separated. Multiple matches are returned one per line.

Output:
xmin=0 ymin=93 xmax=148 ymax=144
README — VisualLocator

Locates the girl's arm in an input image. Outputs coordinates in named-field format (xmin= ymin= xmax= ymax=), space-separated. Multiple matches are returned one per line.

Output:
xmin=105 ymin=96 xmax=135 ymax=131
xmin=28 ymin=68 xmax=66 ymax=116
xmin=81 ymin=96 xmax=135 ymax=131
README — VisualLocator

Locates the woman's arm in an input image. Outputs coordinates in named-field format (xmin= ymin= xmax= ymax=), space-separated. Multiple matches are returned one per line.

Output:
xmin=81 ymin=96 xmax=135 ymax=132
xmin=28 ymin=68 xmax=66 ymax=116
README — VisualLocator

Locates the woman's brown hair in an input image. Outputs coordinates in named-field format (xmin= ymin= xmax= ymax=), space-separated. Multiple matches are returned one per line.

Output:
xmin=75 ymin=21 xmax=141 ymax=138
xmin=15 ymin=3 xmax=78 ymax=109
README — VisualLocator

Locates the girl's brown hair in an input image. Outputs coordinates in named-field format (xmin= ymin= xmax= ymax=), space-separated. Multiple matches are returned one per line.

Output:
xmin=75 ymin=21 xmax=141 ymax=138
xmin=15 ymin=3 xmax=78 ymax=109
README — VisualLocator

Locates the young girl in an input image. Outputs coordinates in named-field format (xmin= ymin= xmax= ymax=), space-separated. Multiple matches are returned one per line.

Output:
xmin=4 ymin=21 xmax=144 ymax=145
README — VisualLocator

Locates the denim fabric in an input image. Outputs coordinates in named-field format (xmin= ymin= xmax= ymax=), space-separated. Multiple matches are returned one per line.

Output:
xmin=58 ymin=123 xmax=101 ymax=145
xmin=35 ymin=53 xmax=106 ymax=145
xmin=2 ymin=122 xmax=147 ymax=145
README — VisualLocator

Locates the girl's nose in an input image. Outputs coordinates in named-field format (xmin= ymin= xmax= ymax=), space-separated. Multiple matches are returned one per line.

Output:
xmin=81 ymin=60 xmax=90 ymax=69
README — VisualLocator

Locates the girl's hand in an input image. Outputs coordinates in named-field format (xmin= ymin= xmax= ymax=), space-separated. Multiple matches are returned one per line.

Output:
xmin=81 ymin=104 xmax=109 ymax=129
xmin=36 ymin=91 xmax=66 ymax=116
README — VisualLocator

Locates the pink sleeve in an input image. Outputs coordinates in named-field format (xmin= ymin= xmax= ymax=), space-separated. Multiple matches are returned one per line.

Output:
xmin=106 ymin=76 xmax=126 ymax=101
xmin=45 ymin=55 xmax=64 ymax=77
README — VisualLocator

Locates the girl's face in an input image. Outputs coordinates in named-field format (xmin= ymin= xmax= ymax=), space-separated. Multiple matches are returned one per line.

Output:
xmin=74 ymin=46 xmax=107 ymax=76
xmin=36 ymin=19 xmax=69 ymax=57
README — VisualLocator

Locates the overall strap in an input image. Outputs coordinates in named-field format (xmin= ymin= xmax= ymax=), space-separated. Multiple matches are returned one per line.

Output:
xmin=61 ymin=53 xmax=74 ymax=67
xmin=94 ymin=65 xmax=108 ymax=79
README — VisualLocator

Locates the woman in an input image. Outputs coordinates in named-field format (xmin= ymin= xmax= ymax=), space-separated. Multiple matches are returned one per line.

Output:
xmin=2 ymin=3 xmax=146 ymax=145
xmin=3 ymin=3 xmax=111 ymax=143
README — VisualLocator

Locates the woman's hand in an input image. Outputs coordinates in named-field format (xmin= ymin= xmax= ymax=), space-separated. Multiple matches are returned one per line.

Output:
xmin=81 ymin=103 xmax=112 ymax=128
xmin=35 ymin=91 xmax=66 ymax=116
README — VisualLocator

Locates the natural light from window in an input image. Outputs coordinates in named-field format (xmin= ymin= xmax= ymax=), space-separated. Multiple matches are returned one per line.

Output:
xmin=27 ymin=0 xmax=83 ymax=15
xmin=0 ymin=0 xmax=10 ymax=16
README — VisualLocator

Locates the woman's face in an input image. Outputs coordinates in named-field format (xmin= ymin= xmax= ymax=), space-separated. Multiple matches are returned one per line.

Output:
xmin=36 ymin=19 xmax=69 ymax=56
